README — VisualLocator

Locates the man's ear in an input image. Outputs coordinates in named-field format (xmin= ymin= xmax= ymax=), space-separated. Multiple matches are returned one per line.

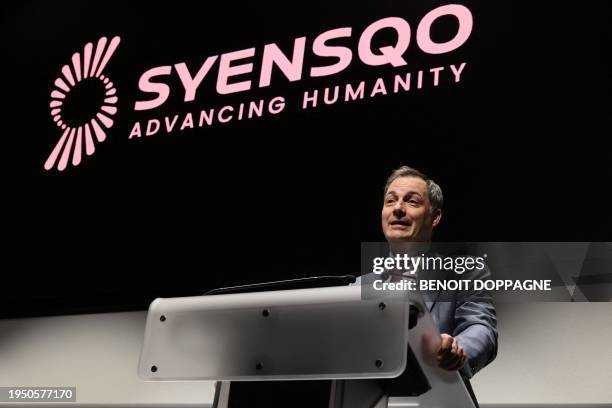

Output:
xmin=432 ymin=208 xmax=442 ymax=228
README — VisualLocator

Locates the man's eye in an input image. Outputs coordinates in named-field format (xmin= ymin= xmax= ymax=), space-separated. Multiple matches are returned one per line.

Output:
xmin=385 ymin=199 xmax=396 ymax=205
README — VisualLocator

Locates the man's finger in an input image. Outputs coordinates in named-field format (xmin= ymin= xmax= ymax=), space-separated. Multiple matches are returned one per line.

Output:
xmin=439 ymin=355 xmax=462 ymax=370
xmin=439 ymin=351 xmax=466 ymax=371
xmin=438 ymin=351 xmax=460 ymax=366
xmin=438 ymin=342 xmax=468 ymax=371
xmin=438 ymin=334 xmax=454 ymax=354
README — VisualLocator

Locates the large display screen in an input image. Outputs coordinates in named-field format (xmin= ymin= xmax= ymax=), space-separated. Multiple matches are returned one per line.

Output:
xmin=3 ymin=1 xmax=610 ymax=318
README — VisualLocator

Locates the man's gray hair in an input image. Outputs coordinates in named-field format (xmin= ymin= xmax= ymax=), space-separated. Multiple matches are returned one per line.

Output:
xmin=383 ymin=166 xmax=444 ymax=212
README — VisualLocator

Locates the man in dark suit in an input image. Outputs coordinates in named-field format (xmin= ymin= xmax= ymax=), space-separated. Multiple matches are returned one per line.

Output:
xmin=381 ymin=165 xmax=498 ymax=378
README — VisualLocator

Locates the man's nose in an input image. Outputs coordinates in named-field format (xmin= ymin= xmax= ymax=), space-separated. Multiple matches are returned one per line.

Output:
xmin=392 ymin=202 xmax=406 ymax=217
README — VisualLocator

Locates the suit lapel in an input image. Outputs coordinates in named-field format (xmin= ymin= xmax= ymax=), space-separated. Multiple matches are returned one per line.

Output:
xmin=422 ymin=268 xmax=451 ymax=313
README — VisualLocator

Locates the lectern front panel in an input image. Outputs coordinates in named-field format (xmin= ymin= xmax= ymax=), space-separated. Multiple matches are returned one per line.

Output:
xmin=138 ymin=286 xmax=409 ymax=380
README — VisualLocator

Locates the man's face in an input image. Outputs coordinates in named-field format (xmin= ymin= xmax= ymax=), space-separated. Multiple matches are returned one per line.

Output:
xmin=381 ymin=176 xmax=441 ymax=243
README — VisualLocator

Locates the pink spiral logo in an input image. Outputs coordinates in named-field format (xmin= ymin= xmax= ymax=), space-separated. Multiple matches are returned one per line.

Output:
xmin=45 ymin=36 xmax=121 ymax=171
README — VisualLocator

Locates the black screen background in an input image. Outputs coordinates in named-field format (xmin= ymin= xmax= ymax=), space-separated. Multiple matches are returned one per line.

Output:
xmin=2 ymin=1 xmax=611 ymax=317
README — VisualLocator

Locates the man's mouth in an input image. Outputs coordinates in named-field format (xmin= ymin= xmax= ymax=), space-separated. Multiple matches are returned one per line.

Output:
xmin=390 ymin=220 xmax=411 ymax=227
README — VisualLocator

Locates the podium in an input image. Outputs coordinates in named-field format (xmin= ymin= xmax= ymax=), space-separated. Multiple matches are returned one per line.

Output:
xmin=138 ymin=278 xmax=477 ymax=408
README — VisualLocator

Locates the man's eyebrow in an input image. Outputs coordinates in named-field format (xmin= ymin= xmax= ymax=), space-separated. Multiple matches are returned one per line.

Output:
xmin=387 ymin=190 xmax=423 ymax=197
xmin=405 ymin=191 xmax=423 ymax=198
xmin=385 ymin=190 xmax=424 ymax=199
